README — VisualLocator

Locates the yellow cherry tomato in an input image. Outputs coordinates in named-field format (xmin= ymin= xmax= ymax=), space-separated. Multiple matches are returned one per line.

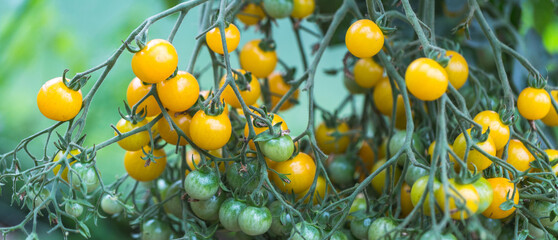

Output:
xmin=482 ymin=177 xmax=519 ymax=219
xmin=517 ymin=87 xmax=551 ymax=120
xmin=315 ymin=122 xmax=351 ymax=154
xmin=157 ymin=112 xmax=192 ymax=146
xmin=156 ymin=71 xmax=200 ymax=112
xmin=239 ymin=39 xmax=277 ymax=78
xmin=435 ymin=179 xmax=480 ymax=220
xmin=502 ymin=139 xmax=534 ymax=172
xmin=473 ymin=110 xmax=510 ymax=150
xmin=131 ymin=39 xmax=178 ymax=84
xmin=444 ymin=50 xmax=468 ymax=89
xmin=373 ymin=77 xmax=404 ymax=117
xmin=124 ymin=147 xmax=167 ymax=182
xmin=370 ymin=159 xmax=402 ymax=194
xmin=244 ymin=113 xmax=288 ymax=150
xmin=268 ymin=71 xmax=299 ymax=111
xmin=220 ymin=69 xmax=262 ymax=108
xmin=296 ymin=176 xmax=326 ymax=204
xmin=206 ymin=23 xmax=240 ymax=55
xmin=146 ymin=116 xmax=159 ymax=136
xmin=400 ymin=183 xmax=413 ymax=217
xmin=453 ymin=128 xmax=496 ymax=171
xmin=410 ymin=175 xmax=441 ymax=216
xmin=271 ymin=153 xmax=316 ymax=194
xmin=115 ymin=118 xmax=150 ymax=151
xmin=357 ymin=141 xmax=375 ymax=179
xmin=237 ymin=3 xmax=266 ymax=25
xmin=53 ymin=149 xmax=81 ymax=182
xmin=546 ymin=149 xmax=558 ymax=175
xmin=353 ymin=58 xmax=383 ymax=88
xmin=190 ymin=110 xmax=232 ymax=150
xmin=37 ymin=77 xmax=83 ymax=121
xmin=405 ymin=58 xmax=449 ymax=101
xmin=127 ymin=77 xmax=161 ymax=117
xmin=291 ymin=0 xmax=315 ymax=19
xmin=542 ymin=90 xmax=558 ymax=126
xmin=345 ymin=19 xmax=384 ymax=58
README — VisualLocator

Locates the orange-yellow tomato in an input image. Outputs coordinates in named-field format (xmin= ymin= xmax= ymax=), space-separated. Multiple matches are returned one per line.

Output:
xmin=453 ymin=128 xmax=496 ymax=171
xmin=482 ymin=178 xmax=519 ymax=219
xmin=373 ymin=77 xmax=404 ymax=117
xmin=157 ymin=112 xmax=192 ymax=146
xmin=400 ymin=183 xmax=413 ymax=217
xmin=156 ymin=71 xmax=200 ymax=112
xmin=268 ymin=71 xmax=299 ymax=111
xmin=502 ymin=139 xmax=534 ymax=172
xmin=37 ymin=77 xmax=83 ymax=121
xmin=131 ymin=39 xmax=178 ymax=84
xmin=244 ymin=113 xmax=288 ymax=149
xmin=239 ymin=39 xmax=277 ymax=78
xmin=291 ymin=0 xmax=315 ymax=19
xmin=206 ymin=23 xmax=241 ymax=55
xmin=127 ymin=77 xmax=161 ymax=117
xmin=542 ymin=90 xmax=558 ymax=126
xmin=190 ymin=110 xmax=232 ymax=150
xmin=517 ymin=87 xmax=551 ymax=120
xmin=345 ymin=19 xmax=384 ymax=58
xmin=271 ymin=153 xmax=316 ymax=194
xmin=220 ymin=69 xmax=262 ymax=108
xmin=357 ymin=141 xmax=375 ymax=175
xmin=315 ymin=122 xmax=351 ymax=154
xmin=124 ymin=147 xmax=167 ymax=182
xmin=296 ymin=176 xmax=326 ymax=204
xmin=353 ymin=58 xmax=383 ymax=88
xmin=444 ymin=50 xmax=468 ymax=89
xmin=473 ymin=110 xmax=510 ymax=150
xmin=115 ymin=118 xmax=150 ymax=151
xmin=435 ymin=179 xmax=480 ymax=220
xmin=237 ymin=3 xmax=266 ymax=25
xmin=53 ymin=149 xmax=81 ymax=182
xmin=405 ymin=58 xmax=448 ymax=101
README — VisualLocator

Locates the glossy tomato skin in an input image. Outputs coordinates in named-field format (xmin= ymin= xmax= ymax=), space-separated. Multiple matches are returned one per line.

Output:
xmin=327 ymin=155 xmax=355 ymax=188
xmin=206 ymin=23 xmax=240 ymax=54
xmin=290 ymin=222 xmax=321 ymax=240
xmin=542 ymin=90 xmax=558 ymax=126
xmin=373 ymin=76 xmax=404 ymax=117
xmin=101 ymin=194 xmax=123 ymax=215
xmin=353 ymin=58 xmax=383 ymax=88
xmin=115 ymin=118 xmax=150 ymax=151
xmin=473 ymin=110 xmax=510 ymax=150
xmin=268 ymin=71 xmax=299 ymax=111
xmin=190 ymin=194 xmax=225 ymax=221
xmin=269 ymin=200 xmax=293 ymax=235
xmin=482 ymin=177 xmax=519 ymax=219
xmin=404 ymin=164 xmax=428 ymax=186
xmin=345 ymin=19 xmax=384 ymax=58
xmin=226 ymin=161 xmax=261 ymax=193
xmin=291 ymin=0 xmax=314 ymax=18
xmin=220 ymin=69 xmax=262 ymax=108
xmin=435 ymin=178 xmax=480 ymax=220
xmin=350 ymin=215 xmax=373 ymax=240
xmin=190 ymin=110 xmax=232 ymax=150
xmin=184 ymin=169 xmax=219 ymax=200
xmin=405 ymin=58 xmax=449 ymax=101
xmin=237 ymin=3 xmax=266 ymax=25
xmin=65 ymin=202 xmax=84 ymax=218
xmin=157 ymin=112 xmax=192 ymax=146
xmin=124 ymin=147 xmax=167 ymax=182
xmin=517 ymin=87 xmax=551 ymax=120
xmin=244 ymin=113 xmax=288 ymax=149
xmin=370 ymin=159 xmax=402 ymax=194
xmin=219 ymin=198 xmax=247 ymax=232
xmin=53 ymin=149 xmax=80 ymax=182
xmin=132 ymin=39 xmax=178 ymax=84
xmin=263 ymin=0 xmax=294 ymax=19
xmin=296 ymin=176 xmax=326 ymax=204
xmin=368 ymin=217 xmax=397 ymax=240
xmin=141 ymin=219 xmax=172 ymax=240
xmin=473 ymin=177 xmax=494 ymax=213
xmin=240 ymin=39 xmax=277 ymax=78
xmin=127 ymin=77 xmax=161 ymax=117
xmin=260 ymin=134 xmax=295 ymax=162
xmin=503 ymin=139 xmax=534 ymax=172
xmin=453 ymin=128 xmax=496 ymax=171
xmin=315 ymin=122 xmax=350 ymax=154
xmin=156 ymin=71 xmax=199 ymax=112
xmin=69 ymin=162 xmax=100 ymax=193
xmin=271 ymin=153 xmax=316 ymax=194
xmin=37 ymin=77 xmax=83 ymax=121
xmin=238 ymin=206 xmax=272 ymax=236
xmin=444 ymin=50 xmax=468 ymax=89
xmin=410 ymin=175 xmax=440 ymax=215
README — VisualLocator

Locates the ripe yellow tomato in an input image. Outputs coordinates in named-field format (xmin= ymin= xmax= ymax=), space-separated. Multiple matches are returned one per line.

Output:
xmin=444 ymin=50 xmax=468 ymax=89
xmin=156 ymin=71 xmax=199 ymax=112
xmin=267 ymin=72 xmax=299 ymax=111
xmin=190 ymin=110 xmax=232 ymax=150
xmin=37 ymin=77 xmax=83 ymax=121
xmin=517 ymin=87 xmax=551 ymax=120
xmin=124 ymin=147 xmax=167 ymax=182
xmin=545 ymin=149 xmax=558 ymax=175
xmin=453 ymin=128 xmax=496 ymax=171
xmin=296 ymin=176 xmax=326 ymax=204
xmin=482 ymin=178 xmax=519 ymax=219
xmin=501 ymin=139 xmax=534 ymax=172
xmin=157 ymin=112 xmax=192 ymax=146
xmin=370 ymin=159 xmax=402 ymax=194
xmin=131 ymin=39 xmax=178 ymax=84
xmin=373 ymin=77 xmax=404 ymax=117
xmin=542 ymin=90 xmax=558 ymax=126
xmin=315 ymin=122 xmax=350 ymax=154
xmin=127 ymin=77 xmax=161 ymax=117
xmin=473 ymin=110 xmax=510 ymax=150
xmin=353 ymin=58 xmax=383 ymax=88
xmin=435 ymin=179 xmax=480 ymax=220
xmin=400 ymin=183 xmax=413 ymax=217
xmin=405 ymin=58 xmax=448 ymax=101
xmin=240 ymin=39 xmax=277 ymax=78
xmin=272 ymin=153 xmax=316 ymax=194
xmin=220 ymin=69 xmax=262 ymax=108
xmin=244 ymin=113 xmax=288 ymax=150
xmin=53 ymin=149 xmax=81 ymax=182
xmin=427 ymin=141 xmax=459 ymax=170
xmin=291 ymin=0 xmax=315 ymax=19
xmin=357 ymin=141 xmax=375 ymax=178
xmin=115 ymin=118 xmax=150 ymax=151
xmin=145 ymin=116 xmax=159 ymax=136
xmin=345 ymin=19 xmax=384 ymax=58
xmin=184 ymin=149 xmax=223 ymax=176
xmin=206 ymin=23 xmax=240 ymax=55
xmin=237 ymin=3 xmax=266 ymax=25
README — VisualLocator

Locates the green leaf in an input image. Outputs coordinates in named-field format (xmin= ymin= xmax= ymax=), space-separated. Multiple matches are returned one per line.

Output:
xmin=78 ymin=220 xmax=91 ymax=238
xmin=499 ymin=199 xmax=515 ymax=211
xmin=253 ymin=130 xmax=275 ymax=142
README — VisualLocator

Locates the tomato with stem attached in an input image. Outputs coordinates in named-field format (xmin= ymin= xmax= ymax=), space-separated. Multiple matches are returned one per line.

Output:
xmin=267 ymin=71 xmax=299 ymax=111
xmin=453 ymin=128 xmax=496 ymax=172
xmin=157 ymin=112 xmax=192 ymax=146
xmin=435 ymin=179 xmax=480 ymax=220
xmin=127 ymin=77 xmax=161 ymax=117
xmin=237 ymin=3 xmax=265 ymax=25
xmin=500 ymin=139 xmax=534 ymax=172
xmin=190 ymin=109 xmax=232 ymax=150
xmin=124 ymin=147 xmax=167 ymax=182
xmin=444 ymin=50 xmax=468 ymax=90
xmin=345 ymin=19 xmax=384 ymax=58
xmin=53 ymin=149 xmax=81 ymax=182
xmin=101 ymin=194 xmax=123 ymax=215
xmin=244 ymin=113 xmax=288 ymax=149
xmin=315 ymin=122 xmax=350 ymax=154
xmin=65 ymin=202 xmax=84 ymax=218
xmin=473 ymin=110 xmax=510 ymax=150
xmin=260 ymin=134 xmax=295 ymax=162
xmin=132 ymin=39 xmax=178 ymax=84
xmin=271 ymin=152 xmax=316 ymax=194
xmin=353 ymin=58 xmax=383 ymax=88
xmin=69 ymin=162 xmax=100 ymax=193
xmin=206 ymin=23 xmax=240 ymax=55
xmin=517 ymin=87 xmax=551 ymax=120
xmin=220 ymin=69 xmax=262 ymax=108
xmin=115 ymin=118 xmax=150 ymax=151
xmin=37 ymin=77 xmax=83 ymax=121
xmin=482 ymin=177 xmax=519 ymax=219
xmin=240 ymin=39 xmax=277 ymax=78
xmin=226 ymin=161 xmax=261 ymax=193
xmin=156 ymin=71 xmax=199 ymax=112
xmin=405 ymin=58 xmax=449 ymax=101
xmin=184 ymin=169 xmax=219 ymax=200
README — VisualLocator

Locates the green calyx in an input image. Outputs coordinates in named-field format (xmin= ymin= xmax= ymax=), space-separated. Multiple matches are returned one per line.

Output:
xmin=119 ymin=101 xmax=147 ymax=125
xmin=527 ymin=75 xmax=547 ymax=89
xmin=470 ymin=125 xmax=489 ymax=143
xmin=203 ymin=98 xmax=226 ymax=116
xmin=497 ymin=103 xmax=517 ymax=126
xmin=258 ymin=38 xmax=276 ymax=52
xmin=321 ymin=111 xmax=339 ymax=129
xmin=231 ymin=70 xmax=253 ymax=92
xmin=429 ymin=50 xmax=450 ymax=68
xmin=62 ymin=69 xmax=90 ymax=92
xmin=454 ymin=168 xmax=480 ymax=185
